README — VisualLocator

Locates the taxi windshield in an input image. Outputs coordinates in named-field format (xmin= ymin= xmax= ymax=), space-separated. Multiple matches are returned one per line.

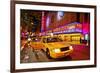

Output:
xmin=46 ymin=37 xmax=63 ymax=43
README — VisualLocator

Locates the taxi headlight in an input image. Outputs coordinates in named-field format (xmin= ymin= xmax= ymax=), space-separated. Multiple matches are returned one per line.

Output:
xmin=28 ymin=38 xmax=31 ymax=41
xmin=69 ymin=46 xmax=73 ymax=50
xmin=53 ymin=49 xmax=60 ymax=53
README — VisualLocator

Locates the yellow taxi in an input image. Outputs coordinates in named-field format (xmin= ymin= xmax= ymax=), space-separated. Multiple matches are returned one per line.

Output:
xmin=40 ymin=36 xmax=73 ymax=59
xmin=30 ymin=37 xmax=43 ymax=50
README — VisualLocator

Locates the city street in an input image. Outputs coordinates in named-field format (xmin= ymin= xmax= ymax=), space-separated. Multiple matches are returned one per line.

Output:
xmin=70 ymin=44 xmax=90 ymax=60
xmin=20 ymin=10 xmax=90 ymax=63
xmin=21 ymin=44 xmax=90 ymax=63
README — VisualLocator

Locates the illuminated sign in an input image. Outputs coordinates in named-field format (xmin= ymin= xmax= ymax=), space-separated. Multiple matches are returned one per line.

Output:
xmin=41 ymin=12 xmax=46 ymax=32
xmin=57 ymin=11 xmax=64 ymax=20
xmin=41 ymin=22 xmax=82 ymax=35
xmin=46 ymin=16 xmax=50 ymax=28
xmin=53 ymin=22 xmax=82 ymax=34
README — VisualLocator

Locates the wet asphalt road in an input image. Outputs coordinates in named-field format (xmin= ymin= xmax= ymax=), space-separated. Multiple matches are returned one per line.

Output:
xmin=20 ymin=44 xmax=89 ymax=63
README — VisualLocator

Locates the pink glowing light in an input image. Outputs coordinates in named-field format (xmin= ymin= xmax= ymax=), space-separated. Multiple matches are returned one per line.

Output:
xmin=82 ymin=22 xmax=90 ymax=34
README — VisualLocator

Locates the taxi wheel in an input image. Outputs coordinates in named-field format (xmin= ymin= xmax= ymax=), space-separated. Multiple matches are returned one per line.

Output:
xmin=46 ymin=49 xmax=52 ymax=59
